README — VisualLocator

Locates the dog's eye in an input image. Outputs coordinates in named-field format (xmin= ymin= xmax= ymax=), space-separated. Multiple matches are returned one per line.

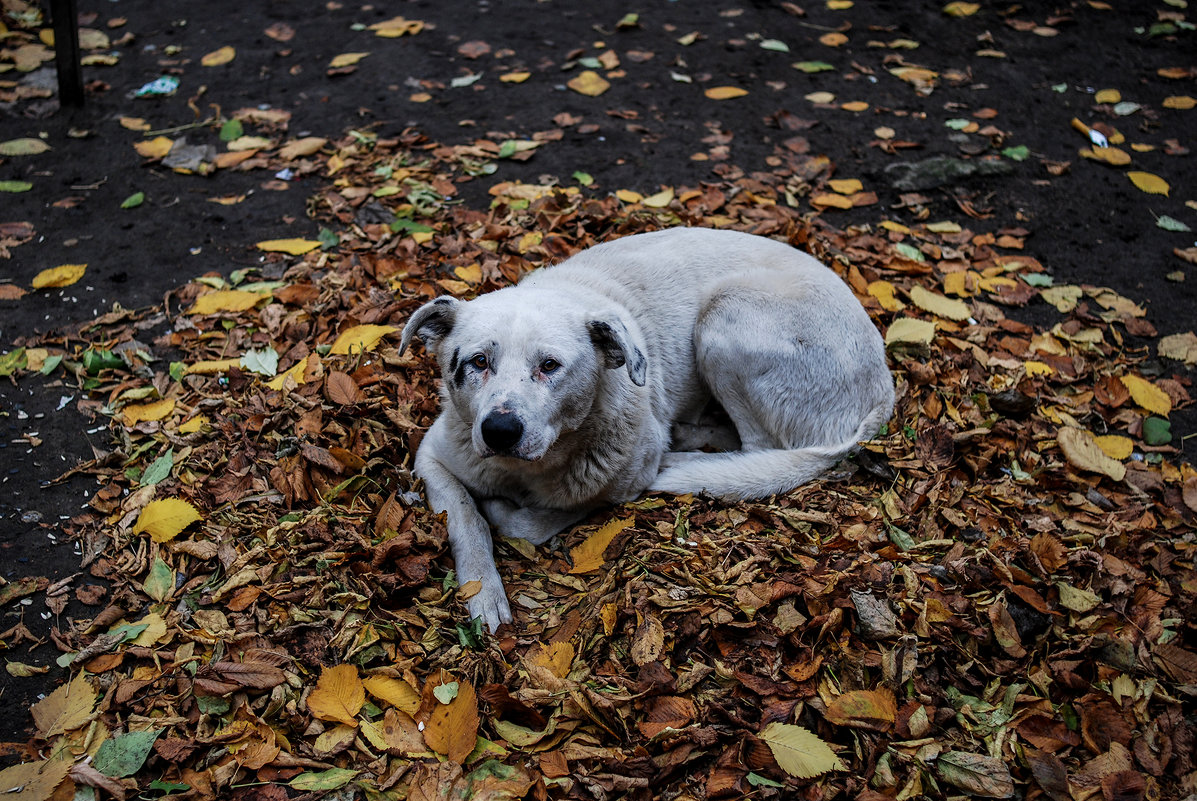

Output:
xmin=470 ymin=354 xmax=489 ymax=370
xmin=540 ymin=358 xmax=560 ymax=374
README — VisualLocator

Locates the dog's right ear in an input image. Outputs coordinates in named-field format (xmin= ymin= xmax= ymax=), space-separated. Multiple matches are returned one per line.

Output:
xmin=400 ymin=297 xmax=459 ymax=354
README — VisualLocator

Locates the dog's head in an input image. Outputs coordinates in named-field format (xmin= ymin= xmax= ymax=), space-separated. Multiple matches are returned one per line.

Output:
xmin=400 ymin=288 xmax=647 ymax=461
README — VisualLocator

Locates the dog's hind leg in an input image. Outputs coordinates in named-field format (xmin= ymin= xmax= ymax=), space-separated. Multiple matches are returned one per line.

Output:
xmin=693 ymin=277 xmax=893 ymax=453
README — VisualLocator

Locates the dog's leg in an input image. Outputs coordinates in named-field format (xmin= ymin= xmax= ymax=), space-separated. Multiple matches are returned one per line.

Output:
xmin=415 ymin=424 xmax=512 ymax=632
xmin=480 ymin=498 xmax=589 ymax=546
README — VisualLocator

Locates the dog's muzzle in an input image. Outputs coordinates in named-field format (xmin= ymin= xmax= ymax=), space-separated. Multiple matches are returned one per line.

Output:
xmin=480 ymin=410 xmax=523 ymax=454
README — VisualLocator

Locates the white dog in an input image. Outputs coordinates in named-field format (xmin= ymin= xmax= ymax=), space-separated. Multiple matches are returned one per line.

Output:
xmin=399 ymin=228 xmax=893 ymax=631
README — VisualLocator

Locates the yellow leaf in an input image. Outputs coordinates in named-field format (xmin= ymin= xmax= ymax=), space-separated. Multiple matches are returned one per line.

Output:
xmin=705 ymin=85 xmax=749 ymax=100
xmin=527 ymin=642 xmax=575 ymax=679
xmin=179 ymin=415 xmax=208 ymax=434
xmin=122 ymin=397 xmax=176 ymax=426
xmin=810 ymin=192 xmax=853 ymax=209
xmin=134 ymin=136 xmax=173 ymax=159
xmin=329 ymin=52 xmax=369 ymax=69
xmin=806 ymin=90 xmax=836 ymax=104
xmin=569 ymin=516 xmax=634 ymax=574
xmin=437 ymin=278 xmax=471 ymax=295
xmin=1159 ymin=331 xmax=1197 ymax=365
xmin=840 ymin=100 xmax=870 ymax=112
xmin=827 ymin=0 xmax=853 ymax=7
xmin=642 ymin=187 xmax=675 ymax=208
xmin=31 ymin=672 xmax=96 ymax=737
xmin=31 ymin=264 xmax=87 ymax=289
xmin=501 ymin=71 xmax=531 ymax=83
xmin=1024 ymin=360 xmax=1054 ymax=377
xmin=278 ymin=137 xmax=328 ymax=159
xmin=1057 ymin=426 xmax=1126 ymax=481
xmin=133 ymin=498 xmax=203 ymax=543
xmin=1079 ymin=146 xmax=1131 ymax=166
xmin=909 ymin=285 xmax=971 ymax=321
xmin=884 ymin=317 xmax=936 ymax=347
xmin=201 ymin=46 xmax=236 ymax=66
xmin=185 ymin=358 xmax=242 ymax=375
xmin=1163 ymin=95 xmax=1196 ymax=110
xmin=1127 ymin=171 xmax=1169 ymax=196
xmin=879 ymin=220 xmax=910 ymax=234
xmin=422 ymin=676 xmax=480 ymax=764
xmin=759 ymin=722 xmax=846 ymax=778
xmin=265 ymin=355 xmax=310 ymax=390
xmin=330 ymin=324 xmax=399 ymax=355
xmin=819 ymin=32 xmax=849 ymax=46
xmin=825 ymin=688 xmax=897 ymax=729
xmin=227 ymin=135 xmax=273 ymax=152
xmin=516 ymin=232 xmax=543 ymax=253
xmin=867 ymin=280 xmax=905 ymax=312
xmin=1094 ymin=88 xmax=1121 ymax=104
xmin=369 ymin=16 xmax=424 ymax=37
xmin=129 ymin=612 xmax=168 ymax=646
xmin=1094 ymin=435 xmax=1134 ymax=461
xmin=307 ymin=664 xmax=364 ymax=727
xmin=188 ymin=289 xmax=268 ymax=315
xmin=454 ymin=263 xmax=483 ymax=284
xmin=943 ymin=1 xmax=980 ymax=16
xmin=255 ymin=238 xmax=322 ymax=255
xmin=615 ymin=189 xmax=643 ymax=203
xmin=0 ymin=759 xmax=72 ymax=799
xmin=362 ymin=675 xmax=421 ymax=716
xmin=828 ymin=178 xmax=863 ymax=194
xmin=120 ymin=116 xmax=150 ymax=131
xmin=926 ymin=220 xmax=962 ymax=233
xmin=567 ymin=70 xmax=610 ymax=97
xmin=1120 ymin=374 xmax=1172 ymax=416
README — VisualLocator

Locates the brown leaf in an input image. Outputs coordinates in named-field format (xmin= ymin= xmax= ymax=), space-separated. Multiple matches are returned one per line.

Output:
xmin=824 ymin=688 xmax=896 ymax=731
xmin=630 ymin=614 xmax=665 ymax=666
xmin=1026 ymin=749 xmax=1071 ymax=801
xmin=214 ymin=660 xmax=287 ymax=689
xmin=326 ymin=370 xmax=364 ymax=405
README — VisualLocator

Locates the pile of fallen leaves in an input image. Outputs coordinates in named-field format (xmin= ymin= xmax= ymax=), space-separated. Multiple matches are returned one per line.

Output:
xmin=3 ymin=119 xmax=1197 ymax=801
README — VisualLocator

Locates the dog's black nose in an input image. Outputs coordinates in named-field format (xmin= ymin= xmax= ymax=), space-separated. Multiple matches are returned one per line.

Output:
xmin=481 ymin=412 xmax=523 ymax=453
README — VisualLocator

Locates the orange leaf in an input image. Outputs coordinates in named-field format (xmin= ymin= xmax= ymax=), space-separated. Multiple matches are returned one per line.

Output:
xmin=307 ymin=664 xmax=364 ymax=727
xmin=704 ymin=86 xmax=748 ymax=100
xmin=824 ymin=688 xmax=897 ymax=731
xmin=568 ymin=516 xmax=634 ymax=573
xmin=421 ymin=676 xmax=479 ymax=763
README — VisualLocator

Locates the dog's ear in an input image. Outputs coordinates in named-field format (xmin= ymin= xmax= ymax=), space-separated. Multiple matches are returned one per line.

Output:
xmin=587 ymin=317 xmax=647 ymax=387
xmin=400 ymin=297 xmax=459 ymax=354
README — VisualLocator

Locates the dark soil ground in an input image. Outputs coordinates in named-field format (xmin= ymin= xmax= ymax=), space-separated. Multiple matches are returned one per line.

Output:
xmin=1 ymin=0 xmax=1194 ymax=751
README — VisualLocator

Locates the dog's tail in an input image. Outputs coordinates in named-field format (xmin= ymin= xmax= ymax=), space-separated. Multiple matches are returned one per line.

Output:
xmin=649 ymin=404 xmax=890 ymax=501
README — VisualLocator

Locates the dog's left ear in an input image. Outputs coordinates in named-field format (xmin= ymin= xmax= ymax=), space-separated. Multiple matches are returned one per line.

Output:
xmin=400 ymin=297 xmax=459 ymax=354
xmin=587 ymin=317 xmax=647 ymax=387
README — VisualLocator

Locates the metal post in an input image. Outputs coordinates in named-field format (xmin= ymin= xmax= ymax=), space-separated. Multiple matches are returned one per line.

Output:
xmin=50 ymin=0 xmax=84 ymax=107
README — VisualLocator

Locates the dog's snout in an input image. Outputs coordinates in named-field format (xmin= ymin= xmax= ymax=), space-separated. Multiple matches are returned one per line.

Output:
xmin=481 ymin=411 xmax=524 ymax=453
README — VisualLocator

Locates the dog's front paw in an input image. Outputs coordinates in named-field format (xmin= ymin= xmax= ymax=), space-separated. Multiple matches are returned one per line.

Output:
xmin=460 ymin=561 xmax=513 ymax=633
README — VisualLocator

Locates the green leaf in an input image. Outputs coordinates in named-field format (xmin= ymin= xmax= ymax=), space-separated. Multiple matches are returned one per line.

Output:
xmin=169 ymin=361 xmax=187 ymax=381
xmin=1142 ymin=416 xmax=1171 ymax=445
xmin=616 ymin=12 xmax=639 ymax=28
xmin=0 ymin=180 xmax=33 ymax=192
xmin=433 ymin=681 xmax=460 ymax=704
xmin=1001 ymin=145 xmax=1029 ymax=161
xmin=219 ymin=118 xmax=244 ymax=142
xmin=289 ymin=767 xmax=358 ymax=791
xmin=0 ymin=137 xmax=50 ymax=156
xmin=792 ymin=60 xmax=834 ymax=73
xmin=944 ymin=118 xmax=972 ymax=130
xmin=240 ymin=346 xmax=279 ymax=377
xmin=1052 ymin=82 xmax=1068 ymax=93
xmin=318 ymin=226 xmax=340 ymax=249
xmin=390 ymin=217 xmax=434 ymax=234
xmin=143 ymin=555 xmax=174 ymax=602
xmin=149 ymin=780 xmax=191 ymax=793
xmin=196 ymin=695 xmax=230 ymax=715
xmin=94 ymin=728 xmax=162 ymax=777
xmin=1023 ymin=273 xmax=1054 ymax=287
xmin=760 ymin=39 xmax=790 ymax=52
xmin=572 ymin=170 xmax=594 ymax=186
xmin=894 ymin=242 xmax=925 ymax=262
xmin=497 ymin=140 xmax=518 ymax=159
xmin=0 ymin=348 xmax=27 ymax=377
xmin=141 ymin=448 xmax=174 ymax=487
xmin=886 ymin=522 xmax=916 ymax=551
xmin=1156 ymin=215 xmax=1192 ymax=233
xmin=747 ymin=772 xmax=785 ymax=788
xmin=121 ymin=191 xmax=145 ymax=209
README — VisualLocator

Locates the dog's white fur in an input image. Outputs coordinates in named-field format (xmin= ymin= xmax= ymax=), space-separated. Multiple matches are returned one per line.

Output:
xmin=399 ymin=228 xmax=894 ymax=630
